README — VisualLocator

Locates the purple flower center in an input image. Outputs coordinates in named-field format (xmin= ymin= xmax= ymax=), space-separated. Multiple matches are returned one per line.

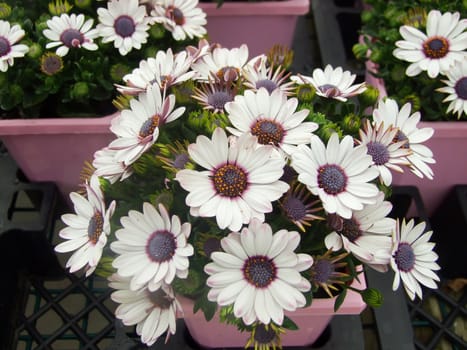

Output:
xmin=251 ymin=119 xmax=284 ymax=146
xmin=87 ymin=211 xmax=104 ymax=244
xmin=243 ymin=256 xmax=276 ymax=288
xmin=213 ymin=164 xmax=248 ymax=197
xmin=282 ymin=195 xmax=307 ymax=221
xmin=139 ymin=115 xmax=161 ymax=138
xmin=146 ymin=230 xmax=176 ymax=262
xmin=423 ymin=36 xmax=449 ymax=59
xmin=318 ymin=164 xmax=347 ymax=195
xmin=312 ymin=259 xmax=334 ymax=284
xmin=394 ymin=130 xmax=410 ymax=149
xmin=393 ymin=242 xmax=415 ymax=272
xmin=173 ymin=153 xmax=190 ymax=169
xmin=207 ymin=90 xmax=233 ymax=110
xmin=256 ymin=79 xmax=278 ymax=93
xmin=0 ymin=36 xmax=11 ymax=57
xmin=166 ymin=6 xmax=185 ymax=26
xmin=254 ymin=324 xmax=276 ymax=343
xmin=319 ymin=84 xmax=340 ymax=97
xmin=454 ymin=77 xmax=467 ymax=100
xmin=366 ymin=141 xmax=390 ymax=165
xmin=339 ymin=218 xmax=362 ymax=242
xmin=114 ymin=15 xmax=136 ymax=38
xmin=60 ymin=28 xmax=84 ymax=48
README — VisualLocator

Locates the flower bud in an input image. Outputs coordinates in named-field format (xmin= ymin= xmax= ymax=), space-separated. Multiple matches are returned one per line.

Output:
xmin=94 ymin=256 xmax=115 ymax=278
xmin=27 ymin=43 xmax=43 ymax=59
xmin=74 ymin=0 xmax=92 ymax=9
xmin=358 ymin=84 xmax=379 ymax=108
xmin=360 ymin=10 xmax=373 ymax=24
xmin=352 ymin=43 xmax=368 ymax=61
xmin=0 ymin=2 xmax=12 ymax=19
xmin=342 ymin=113 xmax=362 ymax=134
xmin=369 ymin=49 xmax=383 ymax=64
xmin=49 ymin=0 xmax=73 ymax=15
xmin=149 ymin=24 xmax=166 ymax=39
xmin=361 ymin=288 xmax=384 ymax=308
xmin=71 ymin=82 xmax=90 ymax=99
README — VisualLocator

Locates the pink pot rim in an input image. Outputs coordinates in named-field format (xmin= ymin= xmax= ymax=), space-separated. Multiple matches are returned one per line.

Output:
xmin=200 ymin=0 xmax=309 ymax=16
xmin=0 ymin=112 xmax=118 ymax=135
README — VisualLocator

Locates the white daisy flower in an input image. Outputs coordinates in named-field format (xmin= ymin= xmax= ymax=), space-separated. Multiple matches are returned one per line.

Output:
xmin=242 ymin=55 xmax=295 ymax=95
xmin=150 ymin=0 xmax=207 ymax=41
xmin=290 ymin=65 xmax=367 ymax=101
xmin=324 ymin=192 xmax=395 ymax=272
xmin=97 ymin=0 xmax=150 ymax=56
xmin=372 ymin=98 xmax=435 ymax=180
xmin=92 ymin=146 xmax=133 ymax=184
xmin=175 ymin=128 xmax=289 ymax=232
xmin=111 ymin=203 xmax=193 ymax=291
xmin=191 ymin=79 xmax=238 ymax=113
xmin=191 ymin=44 xmax=251 ymax=81
xmin=0 ymin=20 xmax=29 ymax=72
xmin=109 ymin=274 xmax=180 ymax=346
xmin=204 ymin=219 xmax=313 ymax=326
xmin=437 ymin=58 xmax=467 ymax=119
xmin=358 ymin=119 xmax=412 ymax=186
xmin=55 ymin=175 xmax=116 ymax=277
xmin=43 ymin=13 xmax=99 ymax=57
xmin=117 ymin=48 xmax=195 ymax=95
xmin=390 ymin=219 xmax=440 ymax=300
xmin=225 ymin=88 xmax=318 ymax=155
xmin=291 ymin=133 xmax=380 ymax=219
xmin=393 ymin=10 xmax=467 ymax=78
xmin=109 ymin=85 xmax=185 ymax=165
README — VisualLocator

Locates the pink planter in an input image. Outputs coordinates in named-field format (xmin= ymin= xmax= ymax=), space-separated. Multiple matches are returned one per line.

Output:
xmin=178 ymin=275 xmax=366 ymax=348
xmin=365 ymin=60 xmax=467 ymax=216
xmin=0 ymin=114 xmax=116 ymax=201
xmin=199 ymin=0 xmax=310 ymax=57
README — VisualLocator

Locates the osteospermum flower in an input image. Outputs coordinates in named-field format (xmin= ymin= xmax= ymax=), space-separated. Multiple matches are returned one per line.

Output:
xmin=290 ymin=65 xmax=367 ymax=101
xmin=109 ymin=274 xmax=180 ymax=346
xmin=242 ymin=56 xmax=294 ymax=95
xmin=192 ymin=79 xmax=237 ymax=113
xmin=55 ymin=175 xmax=116 ymax=277
xmin=97 ymin=0 xmax=150 ymax=56
xmin=309 ymin=249 xmax=350 ymax=298
xmin=117 ymin=48 xmax=195 ymax=95
xmin=393 ymin=10 xmax=467 ymax=78
xmin=43 ymin=13 xmax=98 ymax=57
xmin=437 ymin=58 xmax=467 ymax=119
xmin=92 ymin=146 xmax=133 ymax=184
xmin=291 ymin=133 xmax=380 ymax=219
xmin=191 ymin=44 xmax=251 ymax=81
xmin=245 ymin=322 xmax=285 ymax=350
xmin=109 ymin=85 xmax=185 ymax=165
xmin=175 ymin=128 xmax=289 ymax=232
xmin=225 ymin=88 xmax=318 ymax=155
xmin=0 ymin=20 xmax=28 ymax=72
xmin=358 ymin=119 xmax=412 ymax=186
xmin=40 ymin=52 xmax=64 ymax=76
xmin=324 ymin=192 xmax=395 ymax=272
xmin=111 ymin=203 xmax=193 ymax=291
xmin=150 ymin=0 xmax=207 ymax=41
xmin=372 ymin=98 xmax=435 ymax=179
xmin=390 ymin=219 xmax=440 ymax=300
xmin=204 ymin=219 xmax=313 ymax=325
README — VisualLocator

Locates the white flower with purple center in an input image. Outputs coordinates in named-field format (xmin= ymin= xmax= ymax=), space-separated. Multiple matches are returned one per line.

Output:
xmin=290 ymin=65 xmax=367 ymax=102
xmin=97 ymin=0 xmax=150 ymax=56
xmin=225 ymin=88 xmax=318 ymax=155
xmin=358 ymin=119 xmax=412 ymax=186
xmin=393 ymin=10 xmax=467 ymax=78
xmin=390 ymin=219 xmax=440 ymax=300
xmin=55 ymin=175 xmax=116 ymax=277
xmin=175 ymin=128 xmax=289 ymax=232
xmin=43 ymin=13 xmax=98 ymax=57
xmin=111 ymin=203 xmax=193 ymax=292
xmin=117 ymin=48 xmax=195 ymax=95
xmin=92 ymin=146 xmax=133 ymax=184
xmin=109 ymin=274 xmax=180 ymax=346
xmin=109 ymin=85 xmax=185 ymax=165
xmin=192 ymin=79 xmax=237 ymax=113
xmin=150 ymin=0 xmax=207 ymax=41
xmin=291 ymin=133 xmax=380 ymax=219
xmin=204 ymin=219 xmax=313 ymax=326
xmin=0 ymin=20 xmax=28 ymax=72
xmin=372 ymin=98 xmax=435 ymax=180
xmin=324 ymin=192 xmax=395 ymax=272
xmin=437 ymin=58 xmax=467 ymax=119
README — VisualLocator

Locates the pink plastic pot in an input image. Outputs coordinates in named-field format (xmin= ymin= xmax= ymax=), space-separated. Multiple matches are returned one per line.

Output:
xmin=177 ymin=274 xmax=366 ymax=348
xmin=365 ymin=60 xmax=467 ymax=216
xmin=0 ymin=114 xmax=116 ymax=202
xmin=199 ymin=0 xmax=310 ymax=57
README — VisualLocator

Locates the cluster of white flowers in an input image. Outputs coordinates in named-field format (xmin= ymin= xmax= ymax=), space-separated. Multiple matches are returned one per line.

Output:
xmin=0 ymin=0 xmax=207 ymax=71
xmin=55 ymin=41 xmax=440 ymax=346
xmin=393 ymin=9 xmax=467 ymax=118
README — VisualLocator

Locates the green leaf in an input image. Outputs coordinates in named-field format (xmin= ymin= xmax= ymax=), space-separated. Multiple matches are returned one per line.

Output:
xmin=334 ymin=288 xmax=347 ymax=312
xmin=282 ymin=316 xmax=299 ymax=331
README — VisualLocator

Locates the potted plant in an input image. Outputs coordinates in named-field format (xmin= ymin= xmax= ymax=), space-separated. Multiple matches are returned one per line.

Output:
xmin=0 ymin=0 xmax=207 ymax=200
xmin=53 ymin=42 xmax=440 ymax=348
xmin=198 ymin=0 xmax=311 ymax=57
xmin=353 ymin=0 xmax=467 ymax=215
